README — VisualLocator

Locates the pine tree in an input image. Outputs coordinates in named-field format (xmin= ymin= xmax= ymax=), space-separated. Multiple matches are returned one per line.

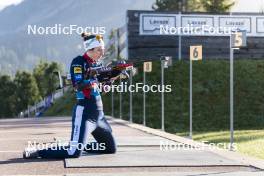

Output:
xmin=33 ymin=60 xmax=62 ymax=98
xmin=200 ymin=0 xmax=235 ymax=13
xmin=0 ymin=75 xmax=16 ymax=117
xmin=14 ymin=71 xmax=41 ymax=113
xmin=152 ymin=0 xmax=235 ymax=13
xmin=152 ymin=0 xmax=202 ymax=12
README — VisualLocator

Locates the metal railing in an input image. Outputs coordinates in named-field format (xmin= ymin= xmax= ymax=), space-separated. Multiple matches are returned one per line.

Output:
xmin=19 ymin=86 xmax=69 ymax=118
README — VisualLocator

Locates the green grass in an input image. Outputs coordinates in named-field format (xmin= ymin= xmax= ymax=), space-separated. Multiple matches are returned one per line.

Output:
xmin=181 ymin=130 xmax=264 ymax=159
xmin=103 ymin=60 xmax=264 ymax=133
xmin=43 ymin=88 xmax=76 ymax=116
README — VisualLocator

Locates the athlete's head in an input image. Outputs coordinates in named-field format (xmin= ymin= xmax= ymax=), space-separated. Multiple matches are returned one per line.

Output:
xmin=82 ymin=32 xmax=105 ymax=61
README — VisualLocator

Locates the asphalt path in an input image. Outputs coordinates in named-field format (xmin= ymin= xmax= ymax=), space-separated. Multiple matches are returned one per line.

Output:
xmin=0 ymin=117 xmax=261 ymax=176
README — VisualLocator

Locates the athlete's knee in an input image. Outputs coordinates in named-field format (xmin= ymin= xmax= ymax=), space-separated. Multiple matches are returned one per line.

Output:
xmin=103 ymin=140 xmax=117 ymax=154
xmin=107 ymin=145 xmax=117 ymax=154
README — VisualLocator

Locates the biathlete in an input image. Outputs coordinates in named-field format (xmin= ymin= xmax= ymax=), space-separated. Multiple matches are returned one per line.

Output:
xmin=23 ymin=33 xmax=128 ymax=159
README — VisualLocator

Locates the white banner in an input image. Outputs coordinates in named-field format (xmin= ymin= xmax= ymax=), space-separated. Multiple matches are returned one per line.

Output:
xmin=139 ymin=13 xmax=264 ymax=37
xmin=256 ymin=17 xmax=264 ymax=33
xmin=141 ymin=14 xmax=177 ymax=35
xmin=218 ymin=17 xmax=251 ymax=32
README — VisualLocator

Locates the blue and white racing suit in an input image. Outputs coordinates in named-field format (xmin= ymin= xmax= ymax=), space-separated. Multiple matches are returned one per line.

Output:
xmin=38 ymin=55 xmax=117 ymax=159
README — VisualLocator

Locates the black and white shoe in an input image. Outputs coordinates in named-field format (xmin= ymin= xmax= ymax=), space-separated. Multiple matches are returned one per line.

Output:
xmin=23 ymin=147 xmax=39 ymax=159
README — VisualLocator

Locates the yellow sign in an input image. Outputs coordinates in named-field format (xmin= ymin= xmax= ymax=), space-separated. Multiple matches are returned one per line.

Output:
xmin=143 ymin=62 xmax=152 ymax=72
xmin=190 ymin=46 xmax=202 ymax=61
xmin=74 ymin=67 xmax=82 ymax=73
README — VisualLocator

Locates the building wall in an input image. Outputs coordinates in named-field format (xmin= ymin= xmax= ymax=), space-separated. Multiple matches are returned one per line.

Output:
xmin=127 ymin=10 xmax=264 ymax=60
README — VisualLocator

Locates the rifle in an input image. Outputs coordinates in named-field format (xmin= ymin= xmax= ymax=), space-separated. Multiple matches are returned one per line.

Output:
xmin=88 ymin=60 xmax=134 ymax=83
xmin=58 ymin=60 xmax=134 ymax=88
xmin=60 ymin=57 xmax=171 ymax=88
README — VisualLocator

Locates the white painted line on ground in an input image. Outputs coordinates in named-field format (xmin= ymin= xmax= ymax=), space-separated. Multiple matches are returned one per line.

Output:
xmin=0 ymin=151 xmax=21 ymax=153
xmin=2 ymin=175 xmax=61 ymax=176
xmin=0 ymin=137 xmax=68 ymax=141
xmin=0 ymin=130 xmax=71 ymax=133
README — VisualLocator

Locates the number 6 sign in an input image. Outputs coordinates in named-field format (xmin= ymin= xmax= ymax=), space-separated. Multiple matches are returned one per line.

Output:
xmin=190 ymin=45 xmax=202 ymax=61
